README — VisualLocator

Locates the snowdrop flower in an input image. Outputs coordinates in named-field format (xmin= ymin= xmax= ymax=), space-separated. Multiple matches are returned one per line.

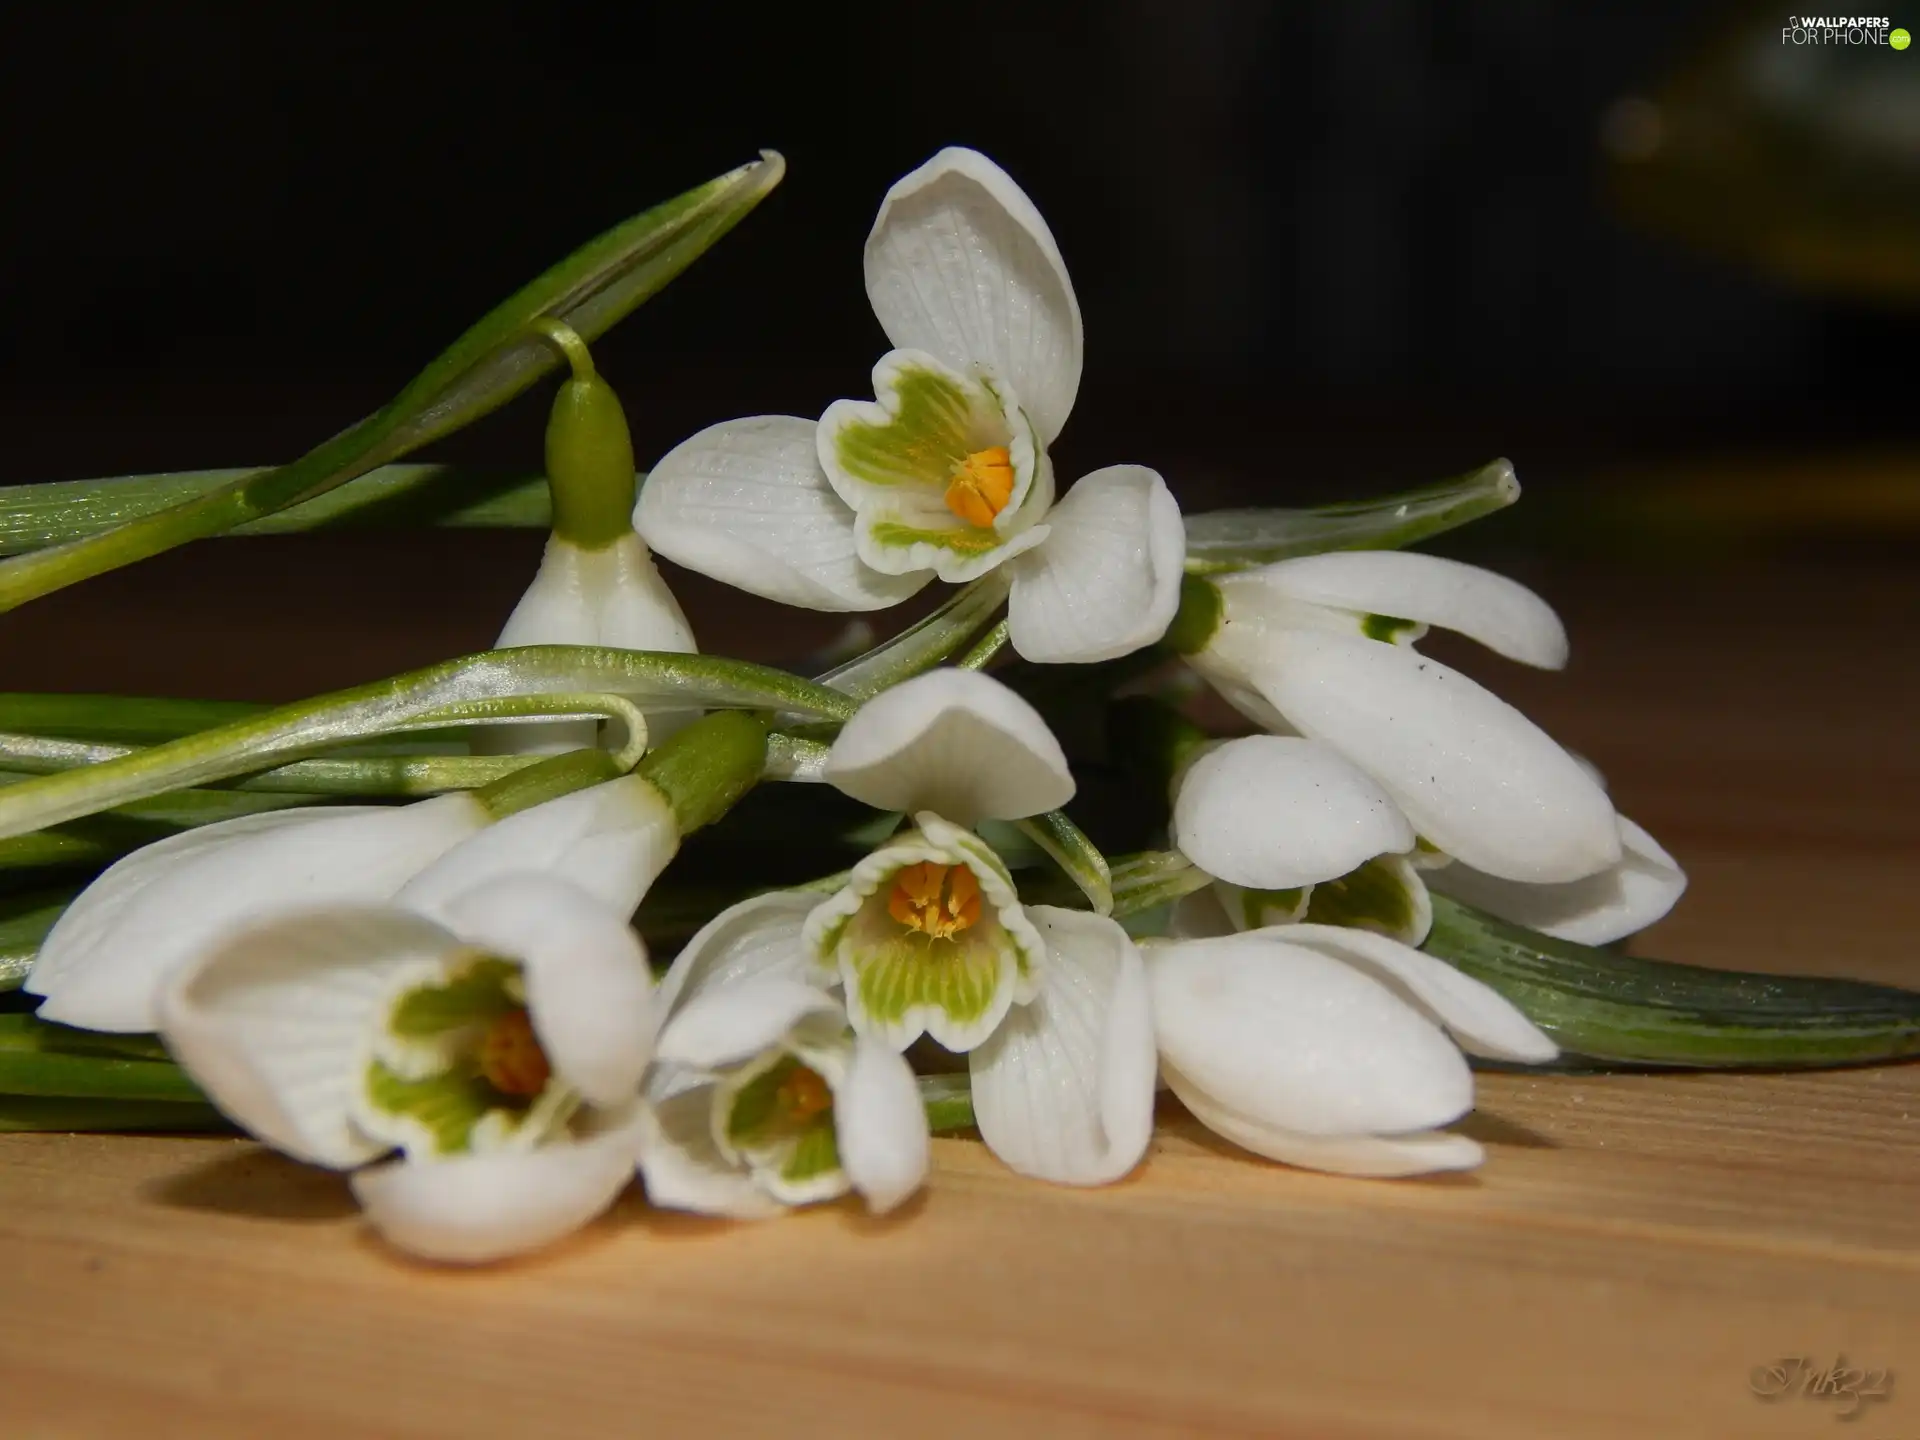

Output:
xmin=487 ymin=321 xmax=695 ymax=754
xmin=638 ymin=148 xmax=1185 ymax=664
xmin=801 ymin=669 xmax=1158 ymax=1185
xmin=28 ymin=744 xmax=689 ymax=1036
xmin=1178 ymin=550 xmax=1621 ymax=884
xmin=635 ymin=892 xmax=928 ymax=1218
xmin=1144 ymin=924 xmax=1558 ymax=1176
xmin=158 ymin=874 xmax=657 ymax=1264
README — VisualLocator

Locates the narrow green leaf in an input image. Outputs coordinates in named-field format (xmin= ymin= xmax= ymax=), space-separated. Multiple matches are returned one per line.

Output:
xmin=0 ymin=153 xmax=784 ymax=611
xmin=1424 ymin=894 xmax=1920 ymax=1068
xmin=1015 ymin=810 xmax=1113 ymax=917
xmin=1182 ymin=459 xmax=1521 ymax=575
xmin=0 ymin=465 xmax=553 ymax=555
xmin=917 ymin=1073 xmax=976 ymax=1133
xmin=0 ymin=694 xmax=266 ymax=744
xmin=0 ymin=1018 xmax=206 ymax=1102
xmin=815 ymin=572 xmax=1011 ymax=701
xmin=0 ymin=731 xmax=542 ymax=797
xmin=0 ymin=648 xmax=852 ymax=841
xmin=0 ymin=1097 xmax=231 ymax=1133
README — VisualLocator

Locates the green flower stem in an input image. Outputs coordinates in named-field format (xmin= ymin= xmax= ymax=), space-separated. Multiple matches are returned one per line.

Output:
xmin=0 ymin=732 xmax=540 ymax=796
xmin=0 ymin=1097 xmax=231 ymax=1133
xmin=917 ymin=1073 xmax=976 ymax=1133
xmin=0 ymin=153 xmax=783 ymax=612
xmin=816 ymin=571 xmax=1013 ymax=701
xmin=0 ymin=466 xmax=553 ymax=556
xmin=1108 ymin=850 xmax=1215 ymax=917
xmin=469 ymin=747 xmax=624 ymax=821
xmin=0 ymin=647 xmax=852 ymax=842
xmin=1424 ymin=895 xmax=1920 ymax=1069
xmin=1014 ymin=810 xmax=1113 ymax=916
xmin=1181 ymin=458 xmax=1522 ymax=576
xmin=532 ymin=320 xmax=640 ymax=550
xmin=0 ymin=788 xmax=326 ymax=874
xmin=637 ymin=711 xmax=771 ymax=834
xmin=956 ymin=620 xmax=1011 ymax=671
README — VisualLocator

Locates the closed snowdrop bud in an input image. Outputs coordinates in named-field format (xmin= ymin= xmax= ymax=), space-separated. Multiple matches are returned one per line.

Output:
xmin=1144 ymin=926 xmax=1556 ymax=1178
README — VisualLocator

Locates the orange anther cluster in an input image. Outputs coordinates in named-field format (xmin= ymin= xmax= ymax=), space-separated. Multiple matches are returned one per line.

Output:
xmin=944 ymin=446 xmax=1015 ymax=527
xmin=777 ymin=1065 xmax=834 ymax=1124
xmin=478 ymin=1008 xmax=552 ymax=1097
xmin=887 ymin=861 xmax=983 ymax=940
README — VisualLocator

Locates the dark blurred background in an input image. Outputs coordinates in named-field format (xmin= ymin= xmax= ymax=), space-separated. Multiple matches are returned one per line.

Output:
xmin=0 ymin=0 xmax=1915 ymax=699
xmin=3 ymin=2 xmax=1916 ymax=494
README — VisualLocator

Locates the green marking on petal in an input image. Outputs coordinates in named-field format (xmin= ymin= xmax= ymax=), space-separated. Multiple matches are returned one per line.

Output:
xmin=780 ymin=1116 xmax=841 ymax=1185
xmin=867 ymin=519 xmax=1008 ymax=557
xmin=850 ymin=929 xmax=1005 ymax=1030
xmin=1304 ymin=855 xmax=1430 ymax=943
xmin=1237 ymin=885 xmax=1309 ymax=929
xmin=1362 ymin=613 xmax=1423 ymax=645
xmin=363 ymin=1059 xmax=516 ymax=1156
xmin=725 ymin=1054 xmax=800 ymax=1145
xmin=831 ymin=365 xmax=977 ymax=489
xmin=387 ymin=956 xmax=520 ymax=1038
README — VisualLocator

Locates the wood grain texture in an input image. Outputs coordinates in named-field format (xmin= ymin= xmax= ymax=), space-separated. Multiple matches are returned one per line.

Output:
xmin=0 ymin=549 xmax=1915 ymax=1438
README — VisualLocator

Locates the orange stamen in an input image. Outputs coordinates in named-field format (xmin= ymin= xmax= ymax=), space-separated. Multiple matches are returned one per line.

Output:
xmin=777 ymin=1065 xmax=834 ymax=1124
xmin=478 ymin=1009 xmax=551 ymax=1097
xmin=887 ymin=861 xmax=983 ymax=939
xmin=944 ymin=446 xmax=1015 ymax=527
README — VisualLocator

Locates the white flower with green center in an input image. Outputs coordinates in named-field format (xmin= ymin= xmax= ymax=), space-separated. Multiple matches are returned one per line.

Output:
xmin=1179 ymin=549 xmax=1624 ymax=884
xmin=1167 ymin=732 xmax=1685 ymax=947
xmin=635 ymin=893 xmax=928 ymax=1219
xmin=158 ymin=874 xmax=656 ymax=1265
xmin=800 ymin=669 xmax=1158 ymax=1186
xmin=637 ymin=148 xmax=1186 ymax=664
xmin=484 ymin=322 xmax=696 ymax=755
xmin=1145 ymin=924 xmax=1558 ymax=1177
xmin=25 ymin=758 xmax=679 ymax=1036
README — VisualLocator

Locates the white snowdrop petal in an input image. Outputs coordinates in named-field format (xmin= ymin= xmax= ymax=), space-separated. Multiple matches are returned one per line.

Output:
xmin=1165 ymin=1072 xmax=1486 ymax=1177
xmin=864 ymin=147 xmax=1083 ymax=443
xmin=824 ymin=669 xmax=1074 ymax=825
xmin=157 ymin=906 xmax=467 ymax=1168
xmin=1238 ymin=551 xmax=1568 ymax=668
xmin=36 ymin=796 xmax=485 ymax=1033
xmin=1245 ymin=631 xmax=1620 ymax=884
xmin=836 ymin=1036 xmax=931 ymax=1212
xmin=1171 ymin=735 xmax=1415 ymax=890
xmin=1145 ymin=934 xmax=1474 ymax=1137
xmin=636 ymin=416 xmax=931 ymax=611
xmin=1007 ymin=465 xmax=1186 ymax=664
xmin=969 ymin=906 xmax=1156 ymax=1185
xmin=351 ymin=1113 xmax=644 ymax=1264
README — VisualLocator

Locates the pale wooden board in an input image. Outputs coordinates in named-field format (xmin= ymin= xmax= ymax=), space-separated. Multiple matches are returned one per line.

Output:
xmin=0 ymin=553 xmax=1915 ymax=1437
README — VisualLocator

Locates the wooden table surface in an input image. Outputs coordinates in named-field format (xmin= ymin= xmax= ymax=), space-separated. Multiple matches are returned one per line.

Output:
xmin=0 ymin=539 xmax=1915 ymax=1439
